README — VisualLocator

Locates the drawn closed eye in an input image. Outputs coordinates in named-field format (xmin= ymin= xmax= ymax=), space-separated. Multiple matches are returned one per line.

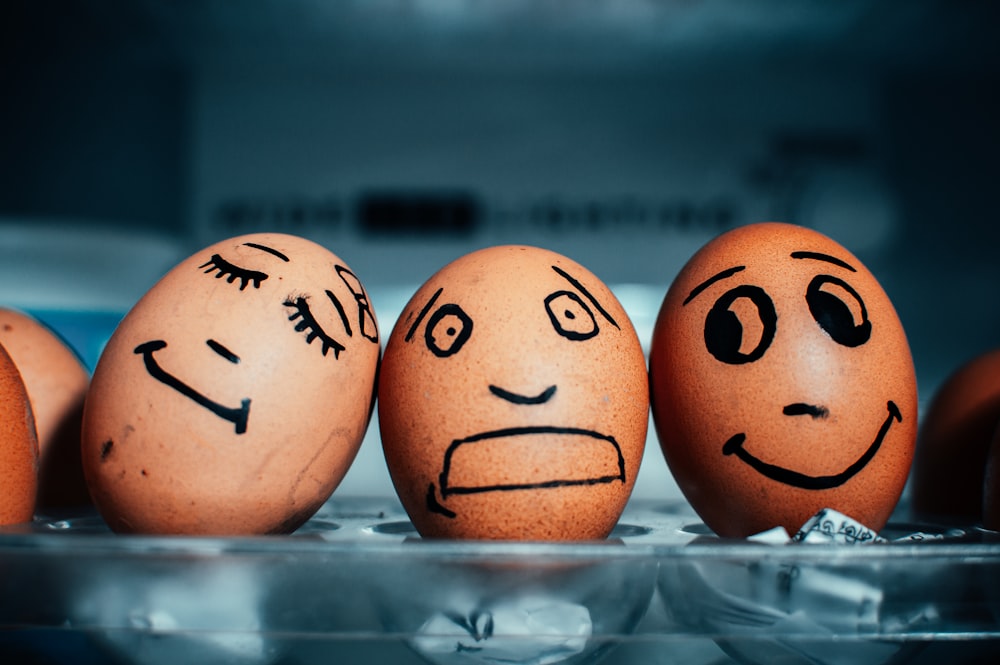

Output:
xmin=199 ymin=254 xmax=269 ymax=290
xmin=284 ymin=297 xmax=346 ymax=359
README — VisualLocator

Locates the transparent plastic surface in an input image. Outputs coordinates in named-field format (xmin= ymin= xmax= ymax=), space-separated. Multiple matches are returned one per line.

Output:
xmin=1 ymin=498 xmax=998 ymax=664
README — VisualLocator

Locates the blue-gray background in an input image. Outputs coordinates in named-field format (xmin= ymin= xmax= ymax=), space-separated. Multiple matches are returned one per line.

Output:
xmin=2 ymin=0 xmax=998 ymax=500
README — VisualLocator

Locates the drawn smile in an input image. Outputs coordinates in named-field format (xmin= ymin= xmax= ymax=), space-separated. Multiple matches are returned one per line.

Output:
xmin=722 ymin=400 xmax=902 ymax=490
xmin=135 ymin=340 xmax=251 ymax=434
xmin=426 ymin=426 xmax=626 ymax=518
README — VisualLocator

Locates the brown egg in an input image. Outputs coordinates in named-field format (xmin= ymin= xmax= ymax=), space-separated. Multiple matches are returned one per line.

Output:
xmin=379 ymin=245 xmax=648 ymax=540
xmin=983 ymin=423 xmax=1000 ymax=531
xmin=0 ymin=341 xmax=39 ymax=524
xmin=910 ymin=349 xmax=1000 ymax=522
xmin=649 ymin=222 xmax=917 ymax=538
xmin=0 ymin=308 xmax=91 ymax=511
xmin=81 ymin=233 xmax=381 ymax=535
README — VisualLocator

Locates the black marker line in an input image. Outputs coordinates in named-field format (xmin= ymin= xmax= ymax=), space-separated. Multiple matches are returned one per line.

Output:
xmin=134 ymin=340 xmax=251 ymax=434
xmin=439 ymin=426 xmax=626 ymax=498
xmin=284 ymin=297 xmax=346 ymax=359
xmin=427 ymin=482 xmax=457 ymax=518
xmin=722 ymin=400 xmax=902 ymax=490
xmin=405 ymin=287 xmax=443 ymax=342
xmin=199 ymin=254 xmax=268 ymax=290
xmin=206 ymin=339 xmax=240 ymax=364
xmin=336 ymin=265 xmax=379 ymax=343
xmin=551 ymin=265 xmax=619 ymax=329
xmin=790 ymin=251 xmax=857 ymax=272
xmin=684 ymin=265 xmax=746 ymax=306
xmin=326 ymin=289 xmax=352 ymax=336
xmin=489 ymin=384 xmax=556 ymax=405
xmin=243 ymin=242 xmax=290 ymax=262
xmin=783 ymin=403 xmax=828 ymax=419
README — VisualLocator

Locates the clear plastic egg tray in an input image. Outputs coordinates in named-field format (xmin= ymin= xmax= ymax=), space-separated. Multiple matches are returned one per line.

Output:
xmin=1 ymin=497 xmax=998 ymax=664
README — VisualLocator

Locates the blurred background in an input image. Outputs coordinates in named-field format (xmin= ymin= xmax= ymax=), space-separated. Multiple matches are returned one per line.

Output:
xmin=2 ymin=0 xmax=998 ymax=500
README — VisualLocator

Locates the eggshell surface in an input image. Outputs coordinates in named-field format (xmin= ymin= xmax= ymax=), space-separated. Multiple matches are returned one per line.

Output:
xmin=0 ymin=308 xmax=91 ymax=510
xmin=911 ymin=349 xmax=1000 ymax=522
xmin=0 ymin=342 xmax=39 ymax=524
xmin=81 ymin=233 xmax=380 ymax=535
xmin=649 ymin=222 xmax=917 ymax=538
xmin=379 ymin=245 xmax=648 ymax=540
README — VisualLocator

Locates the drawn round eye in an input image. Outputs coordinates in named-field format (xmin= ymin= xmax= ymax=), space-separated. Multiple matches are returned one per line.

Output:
xmin=545 ymin=291 xmax=598 ymax=341
xmin=807 ymin=275 xmax=871 ymax=347
xmin=704 ymin=285 xmax=776 ymax=364
xmin=425 ymin=304 xmax=473 ymax=357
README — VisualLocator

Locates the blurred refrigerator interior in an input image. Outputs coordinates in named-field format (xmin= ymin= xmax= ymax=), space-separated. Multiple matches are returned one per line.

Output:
xmin=1 ymin=0 xmax=999 ymax=501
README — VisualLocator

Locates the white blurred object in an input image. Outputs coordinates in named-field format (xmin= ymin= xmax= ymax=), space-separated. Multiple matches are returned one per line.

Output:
xmin=0 ymin=220 xmax=186 ymax=312
xmin=412 ymin=596 xmax=592 ymax=665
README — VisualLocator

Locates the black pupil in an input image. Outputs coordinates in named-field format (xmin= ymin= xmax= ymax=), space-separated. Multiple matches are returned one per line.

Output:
xmin=564 ymin=310 xmax=575 ymax=320
xmin=704 ymin=285 xmax=775 ymax=364
xmin=807 ymin=276 xmax=871 ymax=347
xmin=424 ymin=303 xmax=473 ymax=358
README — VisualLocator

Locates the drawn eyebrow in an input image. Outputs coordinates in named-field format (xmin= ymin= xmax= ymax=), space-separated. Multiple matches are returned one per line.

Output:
xmin=243 ymin=242 xmax=290 ymax=262
xmin=405 ymin=287 xmax=443 ymax=342
xmin=551 ymin=265 xmax=619 ymax=329
xmin=684 ymin=265 xmax=746 ymax=306
xmin=206 ymin=339 xmax=240 ymax=364
xmin=790 ymin=251 xmax=856 ymax=272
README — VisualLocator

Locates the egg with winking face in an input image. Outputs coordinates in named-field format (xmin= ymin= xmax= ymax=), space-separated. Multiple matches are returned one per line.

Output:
xmin=81 ymin=233 xmax=380 ymax=535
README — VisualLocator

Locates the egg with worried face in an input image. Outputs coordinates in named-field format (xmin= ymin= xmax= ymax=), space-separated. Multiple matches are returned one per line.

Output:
xmin=379 ymin=245 xmax=648 ymax=540
xmin=649 ymin=222 xmax=917 ymax=538
xmin=82 ymin=233 xmax=380 ymax=535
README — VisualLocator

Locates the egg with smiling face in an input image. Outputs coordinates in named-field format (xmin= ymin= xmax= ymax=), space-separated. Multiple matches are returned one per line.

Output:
xmin=82 ymin=233 xmax=380 ymax=535
xmin=379 ymin=245 xmax=648 ymax=540
xmin=649 ymin=222 xmax=917 ymax=538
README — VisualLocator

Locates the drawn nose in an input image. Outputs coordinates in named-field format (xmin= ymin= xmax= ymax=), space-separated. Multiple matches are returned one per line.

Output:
xmin=783 ymin=403 xmax=829 ymax=419
xmin=489 ymin=384 xmax=557 ymax=405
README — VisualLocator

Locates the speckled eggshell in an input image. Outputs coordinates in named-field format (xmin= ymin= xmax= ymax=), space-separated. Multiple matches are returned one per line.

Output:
xmin=0 ymin=308 xmax=91 ymax=511
xmin=81 ymin=233 xmax=380 ymax=535
xmin=0 ymin=342 xmax=39 ymax=524
xmin=910 ymin=349 xmax=1000 ymax=522
xmin=379 ymin=245 xmax=648 ymax=540
xmin=649 ymin=222 xmax=917 ymax=538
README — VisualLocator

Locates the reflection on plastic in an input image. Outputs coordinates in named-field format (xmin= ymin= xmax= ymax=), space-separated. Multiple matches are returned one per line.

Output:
xmin=659 ymin=509 xmax=967 ymax=665
xmin=412 ymin=597 xmax=592 ymax=665
xmin=78 ymin=565 xmax=267 ymax=665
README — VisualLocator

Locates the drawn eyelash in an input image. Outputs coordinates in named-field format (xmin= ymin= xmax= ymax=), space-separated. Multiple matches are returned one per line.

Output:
xmin=199 ymin=254 xmax=269 ymax=290
xmin=284 ymin=296 xmax=346 ymax=359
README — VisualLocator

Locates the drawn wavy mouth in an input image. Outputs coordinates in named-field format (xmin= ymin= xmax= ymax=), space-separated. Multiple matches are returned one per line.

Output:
xmin=426 ymin=426 xmax=625 ymax=518
xmin=722 ymin=400 xmax=902 ymax=490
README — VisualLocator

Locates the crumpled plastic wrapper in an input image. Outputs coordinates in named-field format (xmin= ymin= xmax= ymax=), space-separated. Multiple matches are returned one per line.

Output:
xmin=411 ymin=596 xmax=592 ymax=665
xmin=660 ymin=508 xmax=960 ymax=665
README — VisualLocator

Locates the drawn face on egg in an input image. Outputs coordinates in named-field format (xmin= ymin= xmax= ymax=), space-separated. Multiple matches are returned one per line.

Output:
xmin=82 ymin=234 xmax=380 ymax=535
xmin=132 ymin=241 xmax=377 ymax=437
xmin=650 ymin=223 xmax=917 ymax=538
xmin=379 ymin=245 xmax=648 ymax=540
